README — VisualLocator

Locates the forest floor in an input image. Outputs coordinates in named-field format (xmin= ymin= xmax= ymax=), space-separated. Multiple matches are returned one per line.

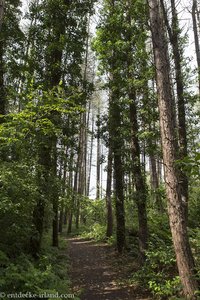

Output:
xmin=68 ymin=237 xmax=152 ymax=300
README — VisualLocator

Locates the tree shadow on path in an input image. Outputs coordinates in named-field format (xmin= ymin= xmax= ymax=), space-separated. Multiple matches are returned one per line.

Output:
xmin=68 ymin=237 xmax=151 ymax=300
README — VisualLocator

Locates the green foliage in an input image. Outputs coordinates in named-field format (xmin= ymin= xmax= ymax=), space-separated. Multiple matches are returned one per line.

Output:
xmin=188 ymin=185 xmax=200 ymax=227
xmin=81 ymin=223 xmax=107 ymax=242
xmin=189 ymin=228 xmax=200 ymax=268
xmin=126 ymin=209 xmax=184 ymax=299
xmin=132 ymin=242 xmax=182 ymax=298
xmin=148 ymin=210 xmax=171 ymax=244
xmin=0 ymin=162 xmax=38 ymax=256
xmin=81 ymin=198 xmax=106 ymax=226
xmin=176 ymin=151 xmax=200 ymax=178
xmin=0 ymin=234 xmax=75 ymax=300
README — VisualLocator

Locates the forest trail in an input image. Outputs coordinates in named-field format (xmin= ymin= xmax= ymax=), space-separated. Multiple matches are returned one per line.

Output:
xmin=68 ymin=237 xmax=151 ymax=300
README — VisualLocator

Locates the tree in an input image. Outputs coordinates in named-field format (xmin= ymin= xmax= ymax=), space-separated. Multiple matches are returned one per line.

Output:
xmin=105 ymin=134 xmax=113 ymax=238
xmin=0 ymin=0 xmax=4 ymax=32
xmin=148 ymin=0 xmax=199 ymax=297
xmin=161 ymin=0 xmax=189 ymax=221
xmin=192 ymin=0 xmax=200 ymax=94
xmin=109 ymin=86 xmax=126 ymax=253
xmin=0 ymin=0 xmax=23 ymax=117
xmin=124 ymin=0 xmax=149 ymax=260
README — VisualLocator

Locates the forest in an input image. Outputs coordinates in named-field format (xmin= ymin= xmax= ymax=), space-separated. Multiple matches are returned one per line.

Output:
xmin=0 ymin=0 xmax=200 ymax=299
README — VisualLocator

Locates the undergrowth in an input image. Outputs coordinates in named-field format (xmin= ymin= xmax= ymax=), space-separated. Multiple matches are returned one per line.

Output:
xmin=0 ymin=231 xmax=78 ymax=300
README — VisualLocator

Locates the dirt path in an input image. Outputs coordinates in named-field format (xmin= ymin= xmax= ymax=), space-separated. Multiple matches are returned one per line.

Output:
xmin=68 ymin=237 xmax=151 ymax=300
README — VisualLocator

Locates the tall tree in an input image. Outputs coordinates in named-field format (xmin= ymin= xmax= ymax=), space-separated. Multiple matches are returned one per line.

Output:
xmin=125 ymin=0 xmax=149 ymax=259
xmin=28 ymin=0 xmax=96 ymax=252
xmin=105 ymin=135 xmax=113 ymax=238
xmin=96 ymin=106 xmax=101 ymax=199
xmin=94 ymin=0 xmax=126 ymax=253
xmin=161 ymin=0 xmax=189 ymax=220
xmin=0 ymin=0 xmax=4 ymax=32
xmin=109 ymin=86 xmax=126 ymax=253
xmin=109 ymin=0 xmax=126 ymax=253
xmin=192 ymin=0 xmax=200 ymax=94
xmin=148 ymin=0 xmax=199 ymax=297
xmin=0 ymin=0 xmax=23 ymax=117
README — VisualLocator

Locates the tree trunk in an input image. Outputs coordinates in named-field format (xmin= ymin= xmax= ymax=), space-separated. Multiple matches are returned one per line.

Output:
xmin=192 ymin=0 xmax=200 ymax=94
xmin=76 ymin=115 xmax=85 ymax=229
xmin=52 ymin=142 xmax=59 ymax=247
xmin=106 ymin=142 xmax=113 ymax=238
xmin=68 ymin=153 xmax=79 ymax=234
xmin=59 ymin=200 xmax=64 ymax=233
xmin=30 ymin=142 xmax=51 ymax=258
xmin=110 ymin=90 xmax=125 ymax=253
xmin=87 ymin=114 xmax=94 ymax=196
xmin=148 ymin=0 xmax=199 ymax=297
xmin=161 ymin=0 xmax=189 ymax=221
xmin=59 ymin=149 xmax=67 ymax=233
xmin=0 ymin=0 xmax=4 ymax=32
xmin=149 ymin=154 xmax=163 ymax=211
xmin=96 ymin=107 xmax=101 ymax=199
xmin=124 ymin=1 xmax=148 ymax=260
xmin=0 ymin=39 xmax=5 ymax=117
xmin=129 ymin=91 xmax=148 ymax=260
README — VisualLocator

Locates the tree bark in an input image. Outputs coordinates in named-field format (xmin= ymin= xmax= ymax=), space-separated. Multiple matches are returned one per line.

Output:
xmin=59 ymin=149 xmax=68 ymax=233
xmin=0 ymin=0 xmax=4 ymax=117
xmin=0 ymin=37 xmax=5 ymax=117
xmin=0 ymin=0 xmax=4 ymax=32
xmin=192 ymin=0 xmax=200 ymax=94
xmin=125 ymin=0 xmax=148 ymax=260
xmin=148 ymin=0 xmax=199 ymax=297
xmin=68 ymin=153 xmax=78 ymax=234
xmin=129 ymin=91 xmax=148 ymax=260
xmin=52 ymin=142 xmax=59 ymax=247
xmin=149 ymin=153 xmax=162 ymax=211
xmin=96 ymin=107 xmax=101 ymax=199
xmin=87 ymin=114 xmax=94 ymax=196
xmin=110 ymin=90 xmax=125 ymax=253
xmin=161 ymin=0 xmax=189 ymax=221
xmin=76 ymin=115 xmax=85 ymax=229
xmin=105 ymin=142 xmax=113 ymax=238
xmin=30 ymin=142 xmax=51 ymax=258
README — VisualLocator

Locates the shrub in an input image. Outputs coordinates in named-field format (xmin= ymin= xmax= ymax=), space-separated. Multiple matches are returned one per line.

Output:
xmin=0 ymin=236 xmax=76 ymax=300
xmin=131 ymin=242 xmax=182 ymax=299
xmin=81 ymin=223 xmax=107 ymax=241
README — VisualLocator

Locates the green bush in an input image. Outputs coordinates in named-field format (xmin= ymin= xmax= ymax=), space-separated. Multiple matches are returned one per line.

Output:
xmin=81 ymin=223 xmax=107 ymax=241
xmin=0 ymin=236 xmax=75 ymax=300
xmin=0 ymin=162 xmax=38 ymax=256
xmin=82 ymin=198 xmax=106 ymax=226
xmin=131 ymin=242 xmax=182 ymax=299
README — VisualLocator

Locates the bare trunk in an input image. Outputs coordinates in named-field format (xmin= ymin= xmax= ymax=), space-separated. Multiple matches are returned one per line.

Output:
xmin=161 ymin=0 xmax=189 ymax=221
xmin=129 ymin=92 xmax=148 ymax=260
xmin=87 ymin=114 xmax=94 ymax=196
xmin=0 ymin=0 xmax=4 ymax=32
xmin=0 ymin=39 xmax=5 ymax=117
xmin=59 ymin=149 xmax=67 ymax=233
xmin=76 ymin=115 xmax=85 ymax=229
xmin=30 ymin=143 xmax=51 ymax=258
xmin=148 ymin=0 xmax=199 ymax=297
xmin=0 ymin=1 xmax=4 ymax=117
xmin=149 ymin=154 xmax=163 ymax=211
xmin=68 ymin=151 xmax=79 ymax=234
xmin=59 ymin=201 xmax=64 ymax=233
xmin=52 ymin=142 xmax=59 ymax=247
xmin=125 ymin=1 xmax=148 ymax=260
xmin=192 ymin=0 xmax=200 ymax=94
xmin=106 ymin=143 xmax=113 ymax=238
xmin=110 ymin=90 xmax=125 ymax=253
xmin=96 ymin=108 xmax=101 ymax=199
